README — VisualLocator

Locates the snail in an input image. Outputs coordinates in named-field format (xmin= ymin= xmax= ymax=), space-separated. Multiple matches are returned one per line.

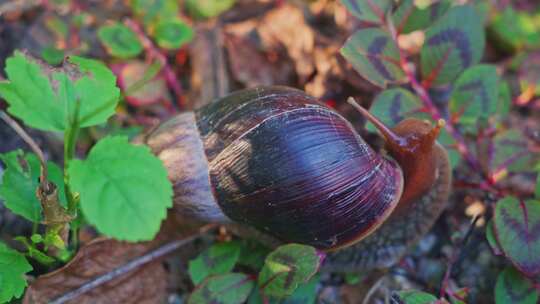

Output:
xmin=143 ymin=86 xmax=452 ymax=271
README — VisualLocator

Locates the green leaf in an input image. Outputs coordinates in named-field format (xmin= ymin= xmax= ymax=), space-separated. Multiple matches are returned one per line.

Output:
xmin=489 ymin=7 xmax=540 ymax=52
xmin=495 ymin=267 xmax=539 ymax=304
xmin=188 ymin=241 xmax=242 ymax=285
xmin=66 ymin=56 xmax=121 ymax=128
xmin=68 ymin=136 xmax=172 ymax=241
xmin=420 ymin=5 xmax=485 ymax=86
xmin=152 ymin=19 xmax=194 ymax=50
xmin=97 ymin=23 xmax=143 ymax=59
xmin=185 ymin=0 xmax=236 ymax=19
xmin=189 ymin=273 xmax=254 ymax=304
xmin=41 ymin=46 xmax=65 ymax=65
xmin=0 ymin=242 xmax=32 ymax=303
xmin=258 ymin=244 xmax=321 ymax=298
xmin=0 ymin=51 xmax=120 ymax=132
xmin=248 ymin=275 xmax=320 ymax=304
xmin=535 ymin=173 xmax=540 ymax=199
xmin=131 ymin=0 xmax=179 ymax=27
xmin=237 ymin=240 xmax=271 ymax=270
xmin=449 ymin=65 xmax=499 ymax=129
xmin=494 ymin=197 xmax=540 ymax=276
xmin=486 ymin=220 xmax=503 ymax=256
xmin=340 ymin=0 xmax=392 ymax=24
xmin=0 ymin=150 xmax=66 ymax=222
xmin=438 ymin=129 xmax=461 ymax=169
xmin=492 ymin=129 xmax=538 ymax=175
xmin=392 ymin=0 xmax=450 ymax=34
xmin=392 ymin=290 xmax=438 ymax=304
xmin=341 ymin=28 xmax=405 ymax=88
xmin=497 ymin=80 xmax=511 ymax=118
xmin=368 ymin=88 xmax=427 ymax=130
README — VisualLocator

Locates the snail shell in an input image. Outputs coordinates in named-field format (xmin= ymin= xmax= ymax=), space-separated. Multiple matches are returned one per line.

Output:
xmin=146 ymin=86 xmax=404 ymax=250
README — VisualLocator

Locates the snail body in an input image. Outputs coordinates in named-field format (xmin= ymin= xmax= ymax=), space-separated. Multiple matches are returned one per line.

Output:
xmin=145 ymin=86 xmax=451 ymax=269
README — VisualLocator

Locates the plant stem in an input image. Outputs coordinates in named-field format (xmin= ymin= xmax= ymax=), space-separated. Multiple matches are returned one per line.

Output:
xmin=386 ymin=18 xmax=502 ymax=195
xmin=64 ymin=100 xmax=81 ymax=215
xmin=0 ymin=111 xmax=49 ymax=185
xmin=124 ymin=18 xmax=184 ymax=110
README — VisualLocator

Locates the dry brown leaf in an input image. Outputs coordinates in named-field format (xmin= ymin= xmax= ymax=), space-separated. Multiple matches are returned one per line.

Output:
xmin=256 ymin=4 xmax=315 ymax=83
xmin=23 ymin=238 xmax=167 ymax=304
xmin=224 ymin=33 xmax=294 ymax=87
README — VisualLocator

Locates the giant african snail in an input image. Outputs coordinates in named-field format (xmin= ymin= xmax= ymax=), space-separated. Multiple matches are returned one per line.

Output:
xmin=143 ymin=86 xmax=452 ymax=271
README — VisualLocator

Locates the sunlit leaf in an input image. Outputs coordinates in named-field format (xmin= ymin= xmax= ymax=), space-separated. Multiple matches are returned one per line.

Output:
xmin=188 ymin=241 xmax=242 ymax=285
xmin=420 ymin=5 xmax=485 ymax=86
xmin=340 ymin=0 xmax=393 ymax=24
xmin=189 ymin=273 xmax=254 ymax=304
xmin=68 ymin=136 xmax=173 ymax=241
xmin=495 ymin=267 xmax=539 ymax=304
xmin=494 ymin=197 xmax=540 ymax=276
xmin=449 ymin=64 xmax=499 ymax=129
xmin=341 ymin=28 xmax=405 ymax=88
xmin=258 ymin=244 xmax=321 ymax=297
xmin=0 ymin=52 xmax=120 ymax=132
xmin=489 ymin=7 xmax=540 ymax=52
xmin=97 ymin=23 xmax=143 ymax=59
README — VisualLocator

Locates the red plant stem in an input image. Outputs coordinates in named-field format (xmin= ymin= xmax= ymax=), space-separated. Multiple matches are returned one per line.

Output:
xmin=386 ymin=19 xmax=500 ymax=192
xmin=124 ymin=18 xmax=184 ymax=110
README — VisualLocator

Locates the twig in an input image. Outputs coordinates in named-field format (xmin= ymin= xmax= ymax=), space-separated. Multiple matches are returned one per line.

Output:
xmin=0 ymin=111 xmax=48 ymax=187
xmin=124 ymin=18 xmax=184 ymax=110
xmin=439 ymin=215 xmax=480 ymax=298
xmin=50 ymin=224 xmax=217 ymax=304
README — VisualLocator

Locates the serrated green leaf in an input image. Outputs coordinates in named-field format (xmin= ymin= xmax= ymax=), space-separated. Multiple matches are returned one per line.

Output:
xmin=67 ymin=56 xmax=121 ymax=128
xmin=495 ymin=267 xmax=539 ymax=304
xmin=494 ymin=197 xmax=540 ymax=276
xmin=486 ymin=220 xmax=503 ymax=256
xmin=420 ymin=5 xmax=485 ymax=86
xmin=392 ymin=290 xmax=438 ymax=304
xmin=368 ymin=88 xmax=427 ymax=130
xmin=0 ymin=150 xmax=66 ymax=222
xmin=0 ymin=52 xmax=120 ymax=132
xmin=0 ymin=242 xmax=32 ymax=303
xmin=185 ymin=0 xmax=236 ymax=19
xmin=189 ymin=273 xmax=254 ymax=304
xmin=152 ymin=19 xmax=194 ymax=50
xmin=188 ymin=241 xmax=242 ymax=285
xmin=68 ymin=136 xmax=172 ymax=241
xmin=131 ymin=0 xmax=179 ymax=27
xmin=97 ymin=23 xmax=143 ymax=59
xmin=341 ymin=28 xmax=405 ymax=88
xmin=341 ymin=0 xmax=392 ymax=24
xmin=449 ymin=64 xmax=499 ymax=129
xmin=258 ymin=244 xmax=320 ymax=298
xmin=392 ymin=0 xmax=450 ymax=34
